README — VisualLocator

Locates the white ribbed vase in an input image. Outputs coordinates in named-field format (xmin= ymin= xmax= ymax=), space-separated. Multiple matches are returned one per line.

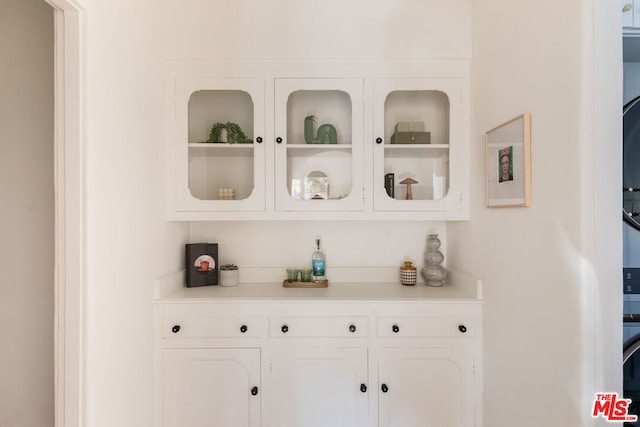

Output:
xmin=421 ymin=234 xmax=447 ymax=287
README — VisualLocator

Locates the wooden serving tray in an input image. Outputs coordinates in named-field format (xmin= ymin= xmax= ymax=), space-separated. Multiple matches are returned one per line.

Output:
xmin=283 ymin=279 xmax=329 ymax=288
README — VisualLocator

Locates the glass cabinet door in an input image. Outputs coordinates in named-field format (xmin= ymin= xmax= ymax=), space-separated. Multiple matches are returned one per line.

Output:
xmin=172 ymin=78 xmax=265 ymax=212
xmin=372 ymin=78 xmax=467 ymax=214
xmin=274 ymin=78 xmax=364 ymax=212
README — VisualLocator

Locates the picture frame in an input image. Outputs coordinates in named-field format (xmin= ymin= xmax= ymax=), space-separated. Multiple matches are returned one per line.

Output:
xmin=185 ymin=243 xmax=219 ymax=287
xmin=485 ymin=113 xmax=531 ymax=208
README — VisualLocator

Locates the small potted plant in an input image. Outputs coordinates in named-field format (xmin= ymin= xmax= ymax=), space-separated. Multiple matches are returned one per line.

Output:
xmin=219 ymin=264 xmax=239 ymax=287
xmin=206 ymin=122 xmax=252 ymax=144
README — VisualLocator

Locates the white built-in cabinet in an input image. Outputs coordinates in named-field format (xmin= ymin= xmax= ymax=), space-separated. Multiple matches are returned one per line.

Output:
xmin=166 ymin=62 xmax=469 ymax=220
xmin=154 ymin=283 xmax=482 ymax=427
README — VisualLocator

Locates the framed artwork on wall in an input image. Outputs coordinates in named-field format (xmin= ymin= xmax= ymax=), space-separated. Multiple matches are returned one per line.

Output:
xmin=485 ymin=113 xmax=531 ymax=208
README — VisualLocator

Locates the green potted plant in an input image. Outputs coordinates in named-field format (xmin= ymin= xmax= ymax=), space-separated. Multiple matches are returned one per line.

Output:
xmin=219 ymin=263 xmax=239 ymax=287
xmin=207 ymin=122 xmax=252 ymax=144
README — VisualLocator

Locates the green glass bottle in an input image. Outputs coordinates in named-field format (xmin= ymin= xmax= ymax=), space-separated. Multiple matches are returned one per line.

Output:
xmin=311 ymin=238 xmax=326 ymax=283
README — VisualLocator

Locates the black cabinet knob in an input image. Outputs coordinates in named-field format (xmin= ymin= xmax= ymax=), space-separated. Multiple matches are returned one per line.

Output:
xmin=376 ymin=137 xmax=383 ymax=144
xmin=276 ymin=137 xmax=283 ymax=144
xmin=458 ymin=324 xmax=467 ymax=333
xmin=240 ymin=325 xmax=248 ymax=333
xmin=392 ymin=324 xmax=400 ymax=333
xmin=256 ymin=136 xmax=263 ymax=143
xmin=349 ymin=324 xmax=357 ymax=333
xmin=381 ymin=384 xmax=389 ymax=393
xmin=281 ymin=324 xmax=289 ymax=333
xmin=251 ymin=386 xmax=258 ymax=396
xmin=171 ymin=325 xmax=181 ymax=334
xmin=360 ymin=384 xmax=367 ymax=393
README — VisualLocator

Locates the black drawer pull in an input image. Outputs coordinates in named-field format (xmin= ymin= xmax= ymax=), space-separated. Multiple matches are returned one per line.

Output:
xmin=375 ymin=137 xmax=383 ymax=144
xmin=171 ymin=325 xmax=181 ymax=334
xmin=392 ymin=324 xmax=400 ymax=333
xmin=256 ymin=136 xmax=263 ymax=143
xmin=276 ymin=137 xmax=283 ymax=144
xmin=381 ymin=383 xmax=389 ymax=393
xmin=281 ymin=324 xmax=289 ymax=333
xmin=360 ymin=383 xmax=367 ymax=393
xmin=240 ymin=325 xmax=248 ymax=333
xmin=349 ymin=324 xmax=357 ymax=333
xmin=251 ymin=386 xmax=259 ymax=396
xmin=458 ymin=324 xmax=467 ymax=333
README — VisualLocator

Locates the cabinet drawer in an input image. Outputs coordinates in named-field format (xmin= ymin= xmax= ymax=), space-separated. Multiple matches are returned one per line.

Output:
xmin=161 ymin=316 xmax=266 ymax=339
xmin=270 ymin=316 xmax=369 ymax=338
xmin=377 ymin=316 xmax=476 ymax=338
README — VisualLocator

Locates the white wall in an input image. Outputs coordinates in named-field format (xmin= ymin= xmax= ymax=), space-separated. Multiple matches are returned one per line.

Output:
xmin=448 ymin=0 xmax=621 ymax=426
xmin=190 ymin=221 xmax=446 ymax=273
xmin=79 ymin=0 xmax=189 ymax=425
xmin=0 ymin=0 xmax=54 ymax=425
xmin=163 ymin=0 xmax=471 ymax=60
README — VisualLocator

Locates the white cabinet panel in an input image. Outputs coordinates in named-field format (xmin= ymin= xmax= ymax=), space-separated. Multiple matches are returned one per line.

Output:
xmin=163 ymin=348 xmax=261 ymax=427
xmin=266 ymin=347 xmax=368 ymax=427
xmin=376 ymin=316 xmax=476 ymax=338
xmin=161 ymin=315 xmax=266 ymax=339
xmin=269 ymin=316 xmax=369 ymax=338
xmin=378 ymin=347 xmax=474 ymax=427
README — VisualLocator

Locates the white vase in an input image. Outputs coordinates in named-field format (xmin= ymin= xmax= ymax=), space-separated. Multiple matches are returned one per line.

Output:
xmin=219 ymin=269 xmax=239 ymax=287
xmin=421 ymin=234 xmax=447 ymax=287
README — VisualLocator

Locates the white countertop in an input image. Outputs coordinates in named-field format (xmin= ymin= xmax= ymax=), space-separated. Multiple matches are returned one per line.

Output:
xmin=154 ymin=268 xmax=482 ymax=303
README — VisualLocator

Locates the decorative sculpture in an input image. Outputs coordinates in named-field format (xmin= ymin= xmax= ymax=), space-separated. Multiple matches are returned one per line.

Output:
xmin=304 ymin=115 xmax=337 ymax=144
xmin=422 ymin=234 xmax=447 ymax=287
xmin=399 ymin=177 xmax=418 ymax=200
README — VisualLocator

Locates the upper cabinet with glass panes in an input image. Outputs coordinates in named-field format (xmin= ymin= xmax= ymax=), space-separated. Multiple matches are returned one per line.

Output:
xmin=170 ymin=77 xmax=266 ymax=216
xmin=273 ymin=78 xmax=364 ymax=213
xmin=372 ymin=78 xmax=468 ymax=218
xmin=166 ymin=63 xmax=469 ymax=221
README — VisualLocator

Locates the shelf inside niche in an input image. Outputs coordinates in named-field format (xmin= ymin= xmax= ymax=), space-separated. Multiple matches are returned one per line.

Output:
xmin=384 ymin=144 xmax=449 ymax=159
xmin=384 ymin=143 xmax=449 ymax=149
xmin=286 ymin=144 xmax=352 ymax=157
xmin=188 ymin=143 xmax=254 ymax=157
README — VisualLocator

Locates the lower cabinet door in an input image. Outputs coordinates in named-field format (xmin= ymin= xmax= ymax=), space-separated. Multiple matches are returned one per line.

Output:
xmin=378 ymin=347 xmax=474 ymax=427
xmin=267 ymin=347 xmax=369 ymax=427
xmin=163 ymin=348 xmax=261 ymax=427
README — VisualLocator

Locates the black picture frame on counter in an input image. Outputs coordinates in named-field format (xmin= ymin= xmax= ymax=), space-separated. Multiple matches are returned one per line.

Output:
xmin=186 ymin=243 xmax=219 ymax=287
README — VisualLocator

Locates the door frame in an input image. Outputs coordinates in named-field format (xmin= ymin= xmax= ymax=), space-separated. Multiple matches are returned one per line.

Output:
xmin=45 ymin=0 xmax=83 ymax=426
